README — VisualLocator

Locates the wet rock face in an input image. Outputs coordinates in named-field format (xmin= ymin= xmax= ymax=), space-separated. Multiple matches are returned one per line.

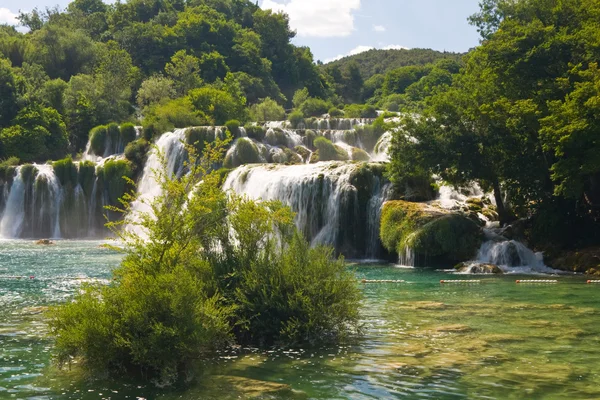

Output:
xmin=455 ymin=263 xmax=503 ymax=274
xmin=380 ymin=201 xmax=483 ymax=266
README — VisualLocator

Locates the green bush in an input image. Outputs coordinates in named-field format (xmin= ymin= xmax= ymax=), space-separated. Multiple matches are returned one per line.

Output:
xmin=89 ymin=125 xmax=108 ymax=156
xmin=244 ymin=124 xmax=266 ymax=141
xmin=185 ymin=127 xmax=214 ymax=154
xmin=304 ymin=130 xmax=316 ymax=149
xmin=250 ymin=97 xmax=285 ymax=121
xmin=344 ymin=104 xmax=378 ymax=119
xmin=107 ymin=123 xmax=120 ymax=150
xmin=328 ymin=107 xmax=344 ymax=117
xmin=50 ymin=144 xmax=361 ymax=383
xmin=0 ymin=157 xmax=19 ymax=182
xmin=351 ymin=147 xmax=371 ymax=162
xmin=144 ymin=98 xmax=207 ymax=135
xmin=77 ymin=161 xmax=96 ymax=196
xmin=224 ymin=138 xmax=262 ymax=168
xmin=124 ymin=139 xmax=150 ymax=174
xmin=99 ymin=159 xmax=133 ymax=205
xmin=265 ymin=128 xmax=287 ymax=146
xmin=225 ymin=120 xmax=241 ymax=137
xmin=288 ymin=111 xmax=305 ymax=128
xmin=120 ymin=123 xmax=137 ymax=146
xmin=52 ymin=156 xmax=78 ymax=186
xmin=299 ymin=98 xmax=331 ymax=117
xmin=361 ymin=105 xmax=378 ymax=118
xmin=314 ymin=137 xmax=349 ymax=161
xmin=0 ymin=125 xmax=47 ymax=163
xmin=20 ymin=164 xmax=38 ymax=182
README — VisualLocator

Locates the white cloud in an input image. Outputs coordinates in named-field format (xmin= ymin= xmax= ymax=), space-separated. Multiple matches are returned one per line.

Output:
xmin=325 ymin=44 xmax=410 ymax=63
xmin=261 ymin=0 xmax=361 ymax=38
xmin=0 ymin=8 xmax=19 ymax=26
xmin=373 ymin=25 xmax=386 ymax=32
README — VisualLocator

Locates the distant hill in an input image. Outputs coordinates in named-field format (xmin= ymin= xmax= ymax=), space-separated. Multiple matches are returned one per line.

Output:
xmin=323 ymin=48 xmax=465 ymax=79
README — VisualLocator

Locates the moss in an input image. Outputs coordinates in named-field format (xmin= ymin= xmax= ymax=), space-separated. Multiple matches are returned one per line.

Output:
xmin=107 ymin=123 xmax=120 ymax=149
xmin=283 ymin=148 xmax=303 ymax=164
xmin=224 ymin=138 xmax=262 ymax=168
xmin=142 ymin=124 xmax=160 ymax=141
xmin=351 ymin=147 xmax=371 ymax=162
xmin=0 ymin=156 xmax=19 ymax=183
xmin=328 ymin=107 xmax=344 ymax=117
xmin=288 ymin=111 xmax=304 ymax=128
xmin=215 ymin=168 xmax=232 ymax=185
xmin=244 ymin=125 xmax=266 ymax=141
xmin=265 ymin=128 xmax=287 ymax=146
xmin=20 ymin=164 xmax=38 ymax=183
xmin=304 ymin=130 xmax=316 ymax=149
xmin=343 ymin=131 xmax=357 ymax=146
xmin=225 ymin=120 xmax=241 ymax=137
xmin=120 ymin=123 xmax=137 ymax=146
xmin=100 ymin=159 xmax=133 ymax=205
xmin=186 ymin=127 xmax=214 ymax=154
xmin=78 ymin=161 xmax=96 ymax=196
xmin=52 ymin=156 xmax=78 ymax=187
xmin=314 ymin=137 xmax=349 ymax=161
xmin=89 ymin=125 xmax=108 ymax=156
xmin=380 ymin=201 xmax=482 ymax=264
xmin=294 ymin=146 xmax=311 ymax=161
xmin=124 ymin=139 xmax=150 ymax=176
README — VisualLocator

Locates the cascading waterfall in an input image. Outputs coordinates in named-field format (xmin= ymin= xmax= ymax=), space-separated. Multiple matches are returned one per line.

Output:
xmin=223 ymin=162 xmax=389 ymax=258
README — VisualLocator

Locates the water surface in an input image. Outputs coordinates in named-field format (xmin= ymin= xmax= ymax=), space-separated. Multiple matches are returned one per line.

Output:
xmin=0 ymin=240 xmax=598 ymax=399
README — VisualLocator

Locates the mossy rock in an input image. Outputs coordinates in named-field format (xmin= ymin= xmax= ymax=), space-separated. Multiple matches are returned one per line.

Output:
xmin=77 ymin=161 xmax=96 ymax=196
xmin=294 ymin=146 xmax=311 ymax=162
xmin=283 ymin=148 xmax=303 ymax=164
xmin=244 ymin=125 xmax=266 ymax=141
xmin=265 ymin=128 xmax=287 ymax=146
xmin=225 ymin=120 xmax=241 ymax=137
xmin=52 ymin=157 xmax=78 ymax=187
xmin=186 ymin=127 xmax=214 ymax=154
xmin=351 ymin=147 xmax=371 ymax=162
xmin=304 ymin=130 xmax=316 ymax=149
xmin=20 ymin=164 xmax=38 ymax=182
xmin=124 ymin=139 xmax=150 ymax=176
xmin=313 ymin=137 xmax=349 ymax=161
xmin=99 ymin=159 xmax=133 ymax=206
xmin=120 ymin=123 xmax=137 ymax=146
xmin=380 ymin=201 xmax=482 ymax=265
xmin=89 ymin=125 xmax=108 ymax=156
xmin=107 ymin=123 xmax=120 ymax=149
xmin=224 ymin=138 xmax=262 ymax=168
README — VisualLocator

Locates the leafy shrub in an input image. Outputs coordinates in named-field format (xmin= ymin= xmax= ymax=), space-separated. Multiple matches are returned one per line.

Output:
xmin=288 ymin=111 xmax=305 ymax=128
xmin=124 ymin=139 xmax=150 ymax=175
xmin=361 ymin=105 xmax=378 ymax=118
xmin=225 ymin=120 xmax=241 ymax=137
xmin=250 ymin=97 xmax=285 ymax=121
xmin=0 ymin=157 xmax=19 ymax=182
xmin=314 ymin=137 xmax=348 ymax=161
xmin=224 ymin=138 xmax=262 ymax=168
xmin=120 ymin=123 xmax=137 ymax=146
xmin=99 ymin=159 xmax=133 ymax=205
xmin=144 ymin=98 xmax=207 ymax=135
xmin=188 ymin=87 xmax=246 ymax=125
xmin=185 ymin=127 xmax=215 ymax=154
xmin=89 ymin=125 xmax=107 ymax=156
xmin=244 ymin=124 xmax=266 ymax=141
xmin=299 ymin=98 xmax=331 ymax=117
xmin=77 ymin=161 xmax=96 ymax=196
xmin=304 ymin=130 xmax=316 ymax=149
xmin=52 ymin=156 xmax=78 ymax=186
xmin=50 ymin=144 xmax=361 ymax=383
xmin=0 ymin=125 xmax=47 ymax=163
xmin=328 ymin=107 xmax=344 ymax=117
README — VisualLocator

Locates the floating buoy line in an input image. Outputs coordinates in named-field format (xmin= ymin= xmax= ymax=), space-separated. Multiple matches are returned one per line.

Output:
xmin=361 ymin=279 xmax=406 ymax=284
xmin=516 ymin=279 xmax=558 ymax=284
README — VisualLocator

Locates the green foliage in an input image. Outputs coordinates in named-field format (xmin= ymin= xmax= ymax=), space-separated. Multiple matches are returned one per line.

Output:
xmin=328 ymin=107 xmax=343 ymax=118
xmin=355 ymin=120 xmax=386 ymax=153
xmin=137 ymin=75 xmax=176 ymax=109
xmin=351 ymin=147 xmax=370 ymax=162
xmin=249 ymin=97 xmax=285 ymax=121
xmin=89 ymin=125 xmax=107 ymax=156
xmin=124 ymin=139 xmax=149 ymax=175
xmin=106 ymin=122 xmax=120 ymax=149
xmin=99 ymin=159 xmax=133 ymax=205
xmin=20 ymin=164 xmax=38 ymax=182
xmin=144 ymin=98 xmax=207 ymax=135
xmin=299 ymin=98 xmax=331 ymax=117
xmin=224 ymin=137 xmax=261 ymax=168
xmin=77 ymin=160 xmax=96 ymax=196
xmin=119 ymin=123 xmax=137 ymax=146
xmin=0 ymin=126 xmax=46 ymax=163
xmin=188 ymin=87 xmax=246 ymax=125
xmin=343 ymin=104 xmax=377 ymax=119
xmin=185 ymin=127 xmax=215 ymax=155
xmin=288 ymin=110 xmax=304 ymax=128
xmin=0 ymin=58 xmax=18 ymax=129
xmin=380 ymin=201 xmax=481 ymax=263
xmin=292 ymin=87 xmax=309 ymax=109
xmin=165 ymin=50 xmax=203 ymax=96
xmin=244 ymin=124 xmax=266 ymax=141
xmin=0 ymin=157 xmax=19 ymax=182
xmin=265 ymin=128 xmax=287 ymax=146
xmin=51 ymin=140 xmax=360 ymax=382
xmin=52 ymin=156 xmax=78 ymax=186
xmin=225 ymin=120 xmax=241 ymax=137
xmin=313 ymin=137 xmax=348 ymax=162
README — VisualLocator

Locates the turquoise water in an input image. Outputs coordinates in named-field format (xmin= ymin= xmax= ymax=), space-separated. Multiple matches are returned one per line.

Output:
xmin=1 ymin=240 xmax=599 ymax=399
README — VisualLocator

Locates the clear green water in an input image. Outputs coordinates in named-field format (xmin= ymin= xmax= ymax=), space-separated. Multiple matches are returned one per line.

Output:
xmin=1 ymin=240 xmax=599 ymax=399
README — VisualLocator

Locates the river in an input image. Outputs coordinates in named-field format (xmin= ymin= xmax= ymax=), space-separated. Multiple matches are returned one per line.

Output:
xmin=0 ymin=240 xmax=598 ymax=399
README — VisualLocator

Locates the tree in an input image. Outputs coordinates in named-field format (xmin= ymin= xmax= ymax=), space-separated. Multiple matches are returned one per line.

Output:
xmin=188 ymin=86 xmax=246 ymax=125
xmin=0 ymin=59 xmax=19 ymax=128
xmin=249 ymin=97 xmax=285 ymax=121
xmin=165 ymin=50 xmax=203 ymax=96
xmin=137 ymin=75 xmax=176 ymax=109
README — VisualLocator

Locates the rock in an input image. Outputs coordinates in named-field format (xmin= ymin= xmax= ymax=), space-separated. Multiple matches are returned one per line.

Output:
xmin=36 ymin=239 xmax=54 ymax=245
xmin=380 ymin=201 xmax=483 ymax=265
xmin=545 ymin=246 xmax=600 ymax=274
xmin=457 ymin=263 xmax=503 ymax=274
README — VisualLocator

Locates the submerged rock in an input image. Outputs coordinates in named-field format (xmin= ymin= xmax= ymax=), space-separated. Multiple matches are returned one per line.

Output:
xmin=36 ymin=239 xmax=54 ymax=245
xmin=455 ymin=263 xmax=503 ymax=274
xmin=380 ymin=201 xmax=483 ymax=266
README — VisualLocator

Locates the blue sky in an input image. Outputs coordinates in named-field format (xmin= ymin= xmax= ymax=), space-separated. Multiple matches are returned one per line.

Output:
xmin=0 ymin=0 xmax=482 ymax=62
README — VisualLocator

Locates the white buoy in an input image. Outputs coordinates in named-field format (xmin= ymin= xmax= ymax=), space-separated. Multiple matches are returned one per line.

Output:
xmin=361 ymin=279 xmax=406 ymax=284
xmin=587 ymin=280 xmax=600 ymax=284
xmin=515 ymin=280 xmax=558 ymax=284
xmin=440 ymin=280 xmax=481 ymax=284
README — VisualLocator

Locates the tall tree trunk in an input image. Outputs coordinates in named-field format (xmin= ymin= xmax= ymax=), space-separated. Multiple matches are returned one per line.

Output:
xmin=492 ymin=179 xmax=509 ymax=226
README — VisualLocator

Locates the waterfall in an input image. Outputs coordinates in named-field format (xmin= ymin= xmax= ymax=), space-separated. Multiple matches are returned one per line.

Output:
xmin=0 ymin=168 xmax=26 ymax=238
xmin=223 ymin=162 xmax=389 ymax=258
xmin=126 ymin=129 xmax=188 ymax=236
xmin=398 ymin=246 xmax=415 ymax=268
